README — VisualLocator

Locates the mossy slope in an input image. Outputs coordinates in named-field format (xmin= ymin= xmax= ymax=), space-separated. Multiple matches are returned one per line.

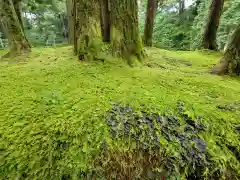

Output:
xmin=0 ymin=47 xmax=239 ymax=179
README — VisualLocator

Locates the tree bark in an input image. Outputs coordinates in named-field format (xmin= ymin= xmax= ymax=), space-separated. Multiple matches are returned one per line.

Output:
xmin=12 ymin=0 xmax=31 ymax=47
xmin=100 ymin=0 xmax=110 ymax=42
xmin=74 ymin=0 xmax=101 ymax=60
xmin=2 ymin=0 xmax=31 ymax=57
xmin=12 ymin=0 xmax=23 ymax=29
xmin=66 ymin=0 xmax=74 ymax=44
xmin=202 ymin=0 xmax=224 ymax=50
xmin=212 ymin=26 xmax=240 ymax=75
xmin=143 ymin=0 xmax=158 ymax=46
xmin=109 ymin=0 xmax=143 ymax=62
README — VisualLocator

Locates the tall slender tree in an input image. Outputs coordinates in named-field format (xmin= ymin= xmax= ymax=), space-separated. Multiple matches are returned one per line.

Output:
xmin=143 ymin=0 xmax=158 ymax=46
xmin=66 ymin=0 xmax=74 ymax=44
xmin=109 ymin=0 xmax=143 ymax=62
xmin=100 ymin=0 xmax=110 ymax=42
xmin=179 ymin=0 xmax=185 ymax=16
xmin=212 ymin=26 xmax=240 ymax=75
xmin=202 ymin=0 xmax=224 ymax=50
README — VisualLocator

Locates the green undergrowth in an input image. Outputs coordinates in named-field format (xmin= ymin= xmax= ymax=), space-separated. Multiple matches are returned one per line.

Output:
xmin=0 ymin=46 xmax=240 ymax=179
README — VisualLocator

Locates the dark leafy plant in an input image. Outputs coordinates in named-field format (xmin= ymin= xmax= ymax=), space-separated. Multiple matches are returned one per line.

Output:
xmin=93 ymin=102 xmax=231 ymax=179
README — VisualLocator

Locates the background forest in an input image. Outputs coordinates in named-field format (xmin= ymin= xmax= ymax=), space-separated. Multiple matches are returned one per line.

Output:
xmin=0 ymin=0 xmax=240 ymax=179
xmin=1 ymin=0 xmax=239 ymax=51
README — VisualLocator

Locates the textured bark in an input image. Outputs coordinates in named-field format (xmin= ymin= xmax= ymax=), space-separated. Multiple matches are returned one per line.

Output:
xmin=66 ymin=0 xmax=74 ymax=44
xmin=74 ymin=0 xmax=101 ymax=60
xmin=212 ymin=26 xmax=240 ymax=75
xmin=202 ymin=0 xmax=224 ymax=50
xmin=12 ymin=0 xmax=23 ymax=29
xmin=2 ymin=0 xmax=31 ymax=57
xmin=109 ymin=0 xmax=143 ymax=62
xmin=143 ymin=0 xmax=158 ymax=46
xmin=12 ymin=0 xmax=31 ymax=47
xmin=100 ymin=0 xmax=110 ymax=42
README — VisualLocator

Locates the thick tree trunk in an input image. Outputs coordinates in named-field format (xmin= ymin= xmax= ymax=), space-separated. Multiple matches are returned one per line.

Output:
xmin=2 ymin=0 xmax=31 ymax=57
xmin=143 ymin=0 xmax=157 ymax=46
xmin=202 ymin=0 xmax=224 ymax=50
xmin=100 ymin=0 xmax=110 ymax=42
xmin=109 ymin=0 xmax=143 ymax=62
xmin=74 ymin=0 xmax=101 ymax=60
xmin=212 ymin=26 xmax=240 ymax=75
xmin=12 ymin=0 xmax=31 ymax=47
xmin=12 ymin=0 xmax=23 ymax=29
xmin=66 ymin=0 xmax=74 ymax=44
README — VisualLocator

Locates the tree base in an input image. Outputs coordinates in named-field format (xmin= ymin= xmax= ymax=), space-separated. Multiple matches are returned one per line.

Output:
xmin=211 ymin=58 xmax=229 ymax=75
xmin=1 ymin=52 xmax=11 ymax=59
xmin=1 ymin=49 xmax=31 ymax=60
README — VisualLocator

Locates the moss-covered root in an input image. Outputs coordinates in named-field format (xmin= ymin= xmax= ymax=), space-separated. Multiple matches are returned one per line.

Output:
xmin=212 ymin=26 xmax=240 ymax=75
xmin=109 ymin=0 xmax=144 ymax=64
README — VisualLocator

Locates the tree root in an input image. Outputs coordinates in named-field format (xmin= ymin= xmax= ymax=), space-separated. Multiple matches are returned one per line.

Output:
xmin=211 ymin=57 xmax=229 ymax=75
xmin=1 ymin=52 xmax=10 ymax=59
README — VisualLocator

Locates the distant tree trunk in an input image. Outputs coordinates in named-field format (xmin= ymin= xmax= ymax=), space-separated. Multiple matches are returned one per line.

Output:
xmin=0 ymin=21 xmax=8 ymax=39
xmin=2 ymin=0 xmax=31 ymax=57
xmin=179 ymin=0 xmax=185 ymax=16
xmin=193 ymin=0 xmax=201 ymax=16
xmin=202 ymin=0 xmax=224 ymax=50
xmin=212 ymin=26 xmax=240 ymax=75
xmin=138 ymin=0 xmax=143 ymax=9
xmin=66 ymin=0 xmax=74 ymax=44
xmin=138 ymin=0 xmax=145 ymax=18
xmin=100 ymin=0 xmax=110 ymax=42
xmin=109 ymin=0 xmax=143 ymax=63
xmin=74 ymin=0 xmax=101 ymax=60
xmin=143 ymin=0 xmax=158 ymax=46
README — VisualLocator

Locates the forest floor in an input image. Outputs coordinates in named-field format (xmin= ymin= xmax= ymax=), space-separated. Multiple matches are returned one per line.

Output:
xmin=0 ymin=46 xmax=240 ymax=179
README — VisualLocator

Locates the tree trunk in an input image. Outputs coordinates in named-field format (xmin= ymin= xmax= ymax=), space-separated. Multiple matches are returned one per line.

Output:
xmin=12 ymin=0 xmax=31 ymax=47
xmin=109 ymin=0 xmax=143 ymax=62
xmin=0 ymin=20 xmax=8 ymax=39
xmin=2 ymin=0 xmax=31 ymax=57
xmin=100 ymin=0 xmax=110 ymax=42
xmin=179 ymin=0 xmax=185 ymax=16
xmin=66 ymin=0 xmax=74 ymax=44
xmin=138 ymin=0 xmax=145 ymax=19
xmin=212 ymin=26 xmax=240 ymax=75
xmin=143 ymin=0 xmax=158 ymax=46
xmin=74 ymin=0 xmax=101 ymax=60
xmin=12 ymin=0 xmax=23 ymax=29
xmin=202 ymin=0 xmax=224 ymax=50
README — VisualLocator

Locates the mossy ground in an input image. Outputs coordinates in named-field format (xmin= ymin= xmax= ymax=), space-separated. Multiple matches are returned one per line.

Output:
xmin=0 ymin=46 xmax=240 ymax=179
